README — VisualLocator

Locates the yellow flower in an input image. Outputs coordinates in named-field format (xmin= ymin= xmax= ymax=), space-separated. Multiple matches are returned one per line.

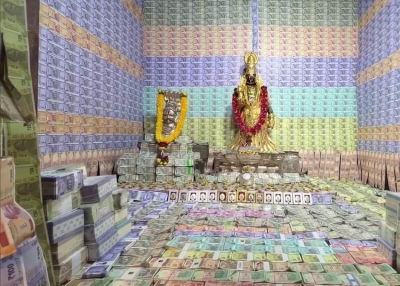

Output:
xmin=155 ymin=92 xmax=188 ymax=145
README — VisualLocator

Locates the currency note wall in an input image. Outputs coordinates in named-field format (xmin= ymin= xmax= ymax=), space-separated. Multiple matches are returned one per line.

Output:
xmin=37 ymin=0 xmax=144 ymax=171
xmin=357 ymin=0 xmax=400 ymax=153
xmin=143 ymin=0 xmax=359 ymax=151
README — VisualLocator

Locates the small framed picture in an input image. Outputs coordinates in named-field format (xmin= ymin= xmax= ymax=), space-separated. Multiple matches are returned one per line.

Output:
xmin=283 ymin=193 xmax=292 ymax=205
xmin=228 ymin=191 xmax=237 ymax=203
xmin=188 ymin=191 xmax=198 ymax=202
xmin=199 ymin=191 xmax=208 ymax=203
xmin=247 ymin=191 xmax=256 ymax=203
xmin=179 ymin=190 xmax=188 ymax=202
xmin=237 ymin=190 xmax=247 ymax=203
xmin=256 ymin=192 xmax=264 ymax=204
xmin=273 ymin=192 xmax=283 ymax=204
xmin=293 ymin=193 xmax=302 ymax=205
xmin=264 ymin=191 xmax=273 ymax=204
xmin=218 ymin=190 xmax=227 ymax=202
xmin=168 ymin=190 xmax=178 ymax=202
xmin=303 ymin=193 xmax=312 ymax=205
xmin=208 ymin=190 xmax=217 ymax=202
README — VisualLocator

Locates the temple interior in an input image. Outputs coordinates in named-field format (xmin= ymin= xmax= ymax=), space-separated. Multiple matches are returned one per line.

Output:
xmin=1 ymin=0 xmax=400 ymax=285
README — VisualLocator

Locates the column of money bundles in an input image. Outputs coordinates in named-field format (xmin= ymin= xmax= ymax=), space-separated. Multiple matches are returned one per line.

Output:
xmin=41 ymin=165 xmax=86 ymax=285
xmin=1 ymin=157 xmax=50 ymax=286
xmin=380 ymin=191 xmax=400 ymax=270
xmin=155 ymin=142 xmax=201 ymax=183
xmin=80 ymin=175 xmax=120 ymax=265
xmin=112 ymin=188 xmax=130 ymax=240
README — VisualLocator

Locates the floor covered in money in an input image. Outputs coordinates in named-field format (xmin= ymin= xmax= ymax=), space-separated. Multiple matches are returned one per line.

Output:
xmin=64 ymin=179 xmax=400 ymax=286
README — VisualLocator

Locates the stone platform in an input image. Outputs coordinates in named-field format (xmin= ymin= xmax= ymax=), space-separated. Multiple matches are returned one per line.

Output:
xmin=213 ymin=150 xmax=301 ymax=175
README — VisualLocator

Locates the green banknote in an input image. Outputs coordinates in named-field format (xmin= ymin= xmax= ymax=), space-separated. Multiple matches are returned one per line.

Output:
xmin=170 ymin=269 xmax=195 ymax=281
xmin=114 ymin=256 xmax=140 ymax=268
xmin=2 ymin=29 xmax=29 ymax=79
xmin=349 ymin=274 xmax=380 ymax=286
xmin=372 ymin=275 xmax=390 ymax=286
xmin=288 ymin=253 xmax=302 ymax=263
xmin=0 ymin=85 xmax=26 ymax=122
xmin=302 ymin=272 xmax=342 ymax=284
xmin=135 ymin=268 xmax=158 ymax=280
xmin=265 ymin=271 xmax=303 ymax=284
xmin=0 ymin=0 xmax=27 ymax=33
xmin=251 ymin=270 xmax=266 ymax=283
xmin=355 ymin=263 xmax=397 ymax=275
xmin=5 ymin=121 xmax=40 ymax=165
xmin=289 ymin=262 xmax=324 ymax=273
xmin=323 ymin=264 xmax=359 ymax=274
xmin=213 ymin=269 xmax=232 ymax=281
xmin=8 ymin=76 xmax=35 ymax=114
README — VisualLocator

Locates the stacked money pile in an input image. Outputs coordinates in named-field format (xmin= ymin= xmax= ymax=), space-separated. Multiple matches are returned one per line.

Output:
xmin=41 ymin=165 xmax=87 ymax=285
xmin=63 ymin=188 xmax=400 ymax=286
xmin=150 ymin=135 xmax=203 ymax=183
xmin=77 ymin=190 xmax=170 ymax=280
xmin=378 ymin=191 xmax=400 ymax=268
xmin=137 ymin=142 xmax=157 ymax=182
xmin=117 ymin=153 xmax=138 ymax=183
xmin=112 ymin=189 xmax=131 ymax=240
xmin=1 ymin=157 xmax=50 ymax=285
xmin=117 ymin=135 xmax=204 ymax=183
xmin=80 ymin=175 xmax=120 ymax=264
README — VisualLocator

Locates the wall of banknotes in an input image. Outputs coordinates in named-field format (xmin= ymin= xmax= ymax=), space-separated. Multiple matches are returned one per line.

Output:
xmin=1 ymin=0 xmax=54 ymax=284
xmin=356 ymin=0 xmax=400 ymax=190
xmin=36 ymin=0 xmax=144 ymax=171
xmin=143 ymin=0 xmax=359 ymax=151
xmin=357 ymin=0 xmax=400 ymax=153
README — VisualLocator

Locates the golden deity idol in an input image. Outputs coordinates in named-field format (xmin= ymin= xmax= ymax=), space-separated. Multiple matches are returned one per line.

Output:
xmin=229 ymin=52 xmax=277 ymax=153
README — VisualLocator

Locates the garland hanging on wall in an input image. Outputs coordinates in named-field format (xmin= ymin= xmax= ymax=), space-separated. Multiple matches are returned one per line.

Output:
xmin=155 ymin=91 xmax=188 ymax=165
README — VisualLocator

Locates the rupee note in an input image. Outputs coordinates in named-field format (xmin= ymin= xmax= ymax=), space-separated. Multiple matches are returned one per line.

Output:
xmin=1 ymin=202 xmax=35 ymax=247
xmin=265 ymin=271 xmax=303 ymax=284
xmin=301 ymin=272 xmax=342 ymax=285
xmin=0 ymin=251 xmax=26 ymax=286
xmin=17 ymin=236 xmax=49 ymax=285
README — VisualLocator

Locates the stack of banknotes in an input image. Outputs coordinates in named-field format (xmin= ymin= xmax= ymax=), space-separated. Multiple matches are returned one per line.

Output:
xmin=1 ymin=157 xmax=50 ymax=286
xmin=80 ymin=175 xmax=121 ymax=265
xmin=42 ymin=168 xmax=128 ymax=285
xmin=61 ymin=182 xmax=400 ymax=286
xmin=41 ymin=165 xmax=86 ymax=285
xmin=376 ymin=190 xmax=400 ymax=268
xmin=117 ymin=137 xmax=203 ymax=183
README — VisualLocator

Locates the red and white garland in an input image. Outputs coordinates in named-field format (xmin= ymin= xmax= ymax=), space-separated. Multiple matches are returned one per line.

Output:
xmin=232 ymin=86 xmax=269 ymax=144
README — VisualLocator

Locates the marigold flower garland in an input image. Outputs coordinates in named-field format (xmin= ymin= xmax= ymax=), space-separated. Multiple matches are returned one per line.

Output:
xmin=232 ymin=86 xmax=269 ymax=144
xmin=155 ymin=91 xmax=188 ymax=165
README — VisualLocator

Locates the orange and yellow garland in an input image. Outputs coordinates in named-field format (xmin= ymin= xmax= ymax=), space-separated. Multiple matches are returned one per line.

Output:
xmin=155 ymin=91 xmax=188 ymax=147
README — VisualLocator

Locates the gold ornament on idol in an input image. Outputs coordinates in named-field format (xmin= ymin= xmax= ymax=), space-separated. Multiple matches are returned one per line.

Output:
xmin=155 ymin=91 xmax=188 ymax=147
xmin=229 ymin=52 xmax=277 ymax=152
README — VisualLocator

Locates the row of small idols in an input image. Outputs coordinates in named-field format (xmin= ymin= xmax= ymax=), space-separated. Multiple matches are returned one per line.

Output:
xmin=167 ymin=189 xmax=332 ymax=205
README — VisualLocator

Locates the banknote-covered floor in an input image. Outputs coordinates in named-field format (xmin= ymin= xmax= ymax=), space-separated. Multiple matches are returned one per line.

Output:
xmin=64 ymin=179 xmax=400 ymax=286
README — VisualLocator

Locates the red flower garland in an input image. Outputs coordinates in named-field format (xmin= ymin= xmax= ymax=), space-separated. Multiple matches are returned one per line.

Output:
xmin=232 ymin=86 xmax=269 ymax=135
